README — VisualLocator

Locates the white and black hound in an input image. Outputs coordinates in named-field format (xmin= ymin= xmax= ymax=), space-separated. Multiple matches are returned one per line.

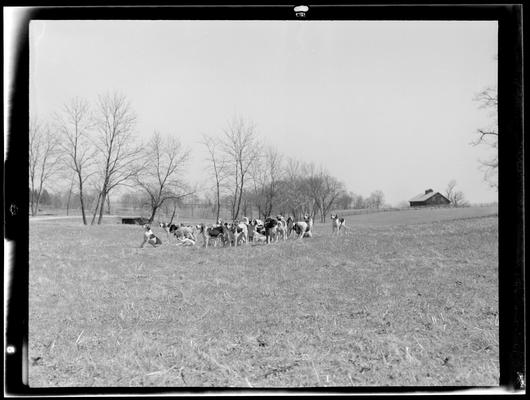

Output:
xmin=159 ymin=222 xmax=178 ymax=239
xmin=330 ymin=214 xmax=346 ymax=235
xmin=219 ymin=221 xmax=248 ymax=247
xmin=141 ymin=225 xmax=162 ymax=248
xmin=287 ymin=216 xmax=313 ymax=239
xmin=197 ymin=223 xmax=226 ymax=248
xmin=159 ymin=222 xmax=170 ymax=237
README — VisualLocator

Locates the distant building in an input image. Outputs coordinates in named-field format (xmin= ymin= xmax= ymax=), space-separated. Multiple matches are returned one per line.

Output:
xmin=409 ymin=189 xmax=451 ymax=207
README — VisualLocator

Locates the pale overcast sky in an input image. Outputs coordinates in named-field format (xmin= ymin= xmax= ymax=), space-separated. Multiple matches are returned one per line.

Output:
xmin=29 ymin=20 xmax=498 ymax=206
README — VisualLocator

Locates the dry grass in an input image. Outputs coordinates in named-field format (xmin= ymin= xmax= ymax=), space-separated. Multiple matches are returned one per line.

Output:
xmin=28 ymin=207 xmax=499 ymax=388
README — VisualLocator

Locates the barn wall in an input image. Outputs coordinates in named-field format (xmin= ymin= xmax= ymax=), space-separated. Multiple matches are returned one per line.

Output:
xmin=409 ymin=193 xmax=450 ymax=207
xmin=425 ymin=193 xmax=450 ymax=206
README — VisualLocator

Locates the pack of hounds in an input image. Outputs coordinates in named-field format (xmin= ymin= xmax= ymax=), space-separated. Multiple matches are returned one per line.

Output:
xmin=140 ymin=213 xmax=346 ymax=248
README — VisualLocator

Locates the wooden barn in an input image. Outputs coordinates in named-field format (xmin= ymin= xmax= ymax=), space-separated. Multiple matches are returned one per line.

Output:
xmin=409 ymin=189 xmax=451 ymax=207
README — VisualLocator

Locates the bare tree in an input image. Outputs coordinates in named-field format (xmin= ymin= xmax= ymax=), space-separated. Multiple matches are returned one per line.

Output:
xmin=445 ymin=179 xmax=457 ymax=201
xmin=445 ymin=179 xmax=469 ymax=207
xmin=201 ymin=134 xmax=229 ymax=221
xmin=249 ymin=164 xmax=266 ymax=218
xmin=220 ymin=116 xmax=260 ymax=220
xmin=473 ymin=86 xmax=498 ymax=190
xmin=282 ymin=157 xmax=304 ymax=218
xmin=303 ymin=165 xmax=345 ymax=222
xmin=55 ymin=97 xmax=96 ymax=224
xmin=352 ymin=194 xmax=366 ymax=209
xmin=65 ymin=173 xmax=75 ymax=216
xmin=296 ymin=162 xmax=319 ymax=218
xmin=334 ymin=191 xmax=354 ymax=210
xmin=135 ymin=132 xmax=192 ymax=223
xmin=451 ymin=191 xmax=468 ymax=208
xmin=367 ymin=190 xmax=385 ymax=209
xmin=317 ymin=172 xmax=345 ymax=222
xmin=263 ymin=146 xmax=284 ymax=217
xmin=280 ymin=158 xmax=317 ymax=219
xmin=249 ymin=146 xmax=284 ymax=218
xmin=29 ymin=117 xmax=62 ymax=216
xmin=91 ymin=92 xmax=143 ymax=224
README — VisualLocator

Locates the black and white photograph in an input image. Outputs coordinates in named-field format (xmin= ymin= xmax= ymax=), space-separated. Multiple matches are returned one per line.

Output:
xmin=4 ymin=4 xmax=524 ymax=395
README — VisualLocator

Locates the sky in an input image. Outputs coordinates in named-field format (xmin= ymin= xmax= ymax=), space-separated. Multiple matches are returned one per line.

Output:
xmin=28 ymin=19 xmax=498 ymax=206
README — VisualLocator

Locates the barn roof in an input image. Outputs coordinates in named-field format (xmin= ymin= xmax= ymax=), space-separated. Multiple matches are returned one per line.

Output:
xmin=409 ymin=190 xmax=449 ymax=203
xmin=409 ymin=192 xmax=435 ymax=202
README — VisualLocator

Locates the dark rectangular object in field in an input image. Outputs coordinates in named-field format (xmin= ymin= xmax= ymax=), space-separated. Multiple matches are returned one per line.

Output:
xmin=121 ymin=217 xmax=149 ymax=225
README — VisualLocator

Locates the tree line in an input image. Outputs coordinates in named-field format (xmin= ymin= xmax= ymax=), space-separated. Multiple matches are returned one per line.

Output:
xmin=30 ymin=92 xmax=191 ymax=224
xmin=30 ymin=93 xmax=390 ymax=224
xmin=199 ymin=116 xmax=389 ymax=223
xmin=30 ymin=71 xmax=496 ymax=224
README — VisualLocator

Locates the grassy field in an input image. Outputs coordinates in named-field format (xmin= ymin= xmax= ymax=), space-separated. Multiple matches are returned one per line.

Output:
xmin=28 ymin=206 xmax=499 ymax=388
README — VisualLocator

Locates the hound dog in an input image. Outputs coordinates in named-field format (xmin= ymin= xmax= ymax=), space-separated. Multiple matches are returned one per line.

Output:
xmin=221 ymin=222 xmax=236 ymax=247
xmin=230 ymin=220 xmax=249 ymax=246
xmin=276 ymin=215 xmax=288 ymax=241
xmin=175 ymin=236 xmax=196 ymax=246
xmin=247 ymin=222 xmax=267 ymax=243
xmin=264 ymin=217 xmax=279 ymax=244
xmin=251 ymin=219 xmax=265 ymax=236
xmin=159 ymin=222 xmax=171 ymax=238
xmin=140 ymin=225 xmax=162 ymax=248
xmin=287 ymin=217 xmax=312 ymax=239
xmin=241 ymin=217 xmax=253 ymax=242
xmin=159 ymin=222 xmax=179 ymax=239
xmin=173 ymin=224 xmax=196 ymax=241
xmin=197 ymin=223 xmax=225 ymax=248
xmin=330 ymin=214 xmax=346 ymax=235
xmin=304 ymin=214 xmax=314 ymax=231
xmin=286 ymin=216 xmax=295 ymax=238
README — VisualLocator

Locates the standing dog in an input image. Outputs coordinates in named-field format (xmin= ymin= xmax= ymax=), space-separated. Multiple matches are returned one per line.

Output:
xmin=330 ymin=214 xmax=346 ymax=235
xmin=286 ymin=216 xmax=295 ymax=238
xmin=140 ymin=225 xmax=162 ymax=248
xmin=251 ymin=219 xmax=266 ymax=235
xmin=159 ymin=222 xmax=171 ymax=238
xmin=276 ymin=215 xmax=288 ymax=241
xmin=304 ymin=214 xmax=314 ymax=232
xmin=221 ymin=222 xmax=236 ymax=247
xmin=287 ymin=217 xmax=312 ymax=239
xmin=264 ymin=217 xmax=279 ymax=244
xmin=247 ymin=222 xmax=266 ymax=243
xmin=159 ymin=222 xmax=179 ymax=240
xmin=197 ymin=223 xmax=225 ymax=248
xmin=230 ymin=220 xmax=249 ymax=246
